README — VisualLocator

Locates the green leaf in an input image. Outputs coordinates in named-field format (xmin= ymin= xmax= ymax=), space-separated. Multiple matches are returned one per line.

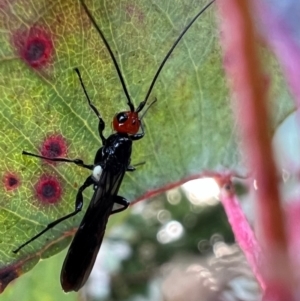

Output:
xmin=0 ymin=249 xmax=77 ymax=301
xmin=0 ymin=0 xmax=294 ymax=293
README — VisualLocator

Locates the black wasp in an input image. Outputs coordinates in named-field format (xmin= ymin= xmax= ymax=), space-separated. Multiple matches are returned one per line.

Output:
xmin=13 ymin=0 xmax=214 ymax=292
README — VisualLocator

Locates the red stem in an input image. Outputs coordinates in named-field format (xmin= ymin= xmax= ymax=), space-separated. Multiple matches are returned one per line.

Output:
xmin=216 ymin=0 xmax=295 ymax=292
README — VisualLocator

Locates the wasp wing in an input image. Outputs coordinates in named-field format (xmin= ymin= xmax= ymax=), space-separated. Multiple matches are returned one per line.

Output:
xmin=60 ymin=168 xmax=125 ymax=292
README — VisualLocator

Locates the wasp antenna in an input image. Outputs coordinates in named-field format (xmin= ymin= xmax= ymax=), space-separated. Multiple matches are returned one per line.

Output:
xmin=140 ymin=97 xmax=157 ymax=121
xmin=80 ymin=0 xmax=135 ymax=112
xmin=139 ymin=0 xmax=215 ymax=112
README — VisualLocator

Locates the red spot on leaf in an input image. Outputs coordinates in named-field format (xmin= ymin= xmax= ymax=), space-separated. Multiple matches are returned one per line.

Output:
xmin=41 ymin=134 xmax=67 ymax=164
xmin=12 ymin=26 xmax=54 ymax=69
xmin=35 ymin=176 xmax=62 ymax=204
xmin=0 ymin=265 xmax=20 ymax=293
xmin=3 ymin=173 xmax=20 ymax=191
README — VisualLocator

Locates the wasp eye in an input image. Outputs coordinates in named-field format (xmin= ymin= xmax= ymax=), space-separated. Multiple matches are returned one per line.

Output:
xmin=116 ymin=112 xmax=128 ymax=124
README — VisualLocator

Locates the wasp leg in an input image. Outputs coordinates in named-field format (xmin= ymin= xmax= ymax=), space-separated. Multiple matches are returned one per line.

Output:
xmin=22 ymin=151 xmax=93 ymax=170
xmin=12 ymin=176 xmax=94 ymax=254
xmin=127 ymin=161 xmax=145 ymax=172
xmin=110 ymin=196 xmax=129 ymax=215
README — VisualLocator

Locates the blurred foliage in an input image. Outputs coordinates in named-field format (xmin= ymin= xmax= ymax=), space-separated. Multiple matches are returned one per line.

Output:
xmin=107 ymin=189 xmax=233 ymax=301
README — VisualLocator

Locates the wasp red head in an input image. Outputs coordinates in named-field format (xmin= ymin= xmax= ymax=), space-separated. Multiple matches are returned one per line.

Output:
xmin=112 ymin=111 xmax=140 ymax=135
